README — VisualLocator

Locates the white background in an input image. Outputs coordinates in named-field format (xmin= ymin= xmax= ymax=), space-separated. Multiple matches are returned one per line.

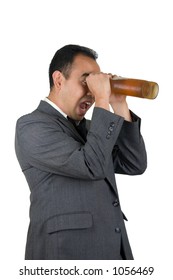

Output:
xmin=0 ymin=0 xmax=172 ymax=279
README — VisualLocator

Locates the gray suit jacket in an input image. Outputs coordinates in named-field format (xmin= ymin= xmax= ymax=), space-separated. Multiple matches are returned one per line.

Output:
xmin=15 ymin=101 xmax=147 ymax=260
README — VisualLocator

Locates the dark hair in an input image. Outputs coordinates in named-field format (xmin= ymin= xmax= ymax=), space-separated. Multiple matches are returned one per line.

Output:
xmin=49 ymin=44 xmax=98 ymax=89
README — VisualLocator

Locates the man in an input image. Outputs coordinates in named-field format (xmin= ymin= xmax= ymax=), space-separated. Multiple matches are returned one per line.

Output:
xmin=15 ymin=44 xmax=147 ymax=260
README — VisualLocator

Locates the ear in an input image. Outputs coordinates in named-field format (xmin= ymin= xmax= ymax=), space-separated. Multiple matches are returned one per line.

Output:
xmin=52 ymin=71 xmax=64 ymax=90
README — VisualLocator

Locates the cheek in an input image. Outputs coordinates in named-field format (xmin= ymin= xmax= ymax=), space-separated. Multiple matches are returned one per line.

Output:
xmin=70 ymin=87 xmax=85 ymax=103
xmin=63 ymin=81 xmax=85 ymax=105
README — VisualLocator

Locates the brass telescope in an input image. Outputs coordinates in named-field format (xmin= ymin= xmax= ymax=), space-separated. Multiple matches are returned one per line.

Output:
xmin=110 ymin=76 xmax=159 ymax=99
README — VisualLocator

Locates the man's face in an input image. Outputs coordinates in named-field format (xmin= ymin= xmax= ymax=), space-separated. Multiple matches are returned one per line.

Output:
xmin=58 ymin=54 xmax=100 ymax=121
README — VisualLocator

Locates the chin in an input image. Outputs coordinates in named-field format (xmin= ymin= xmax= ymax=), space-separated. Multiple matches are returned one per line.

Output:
xmin=77 ymin=116 xmax=85 ymax=121
xmin=75 ymin=112 xmax=86 ymax=121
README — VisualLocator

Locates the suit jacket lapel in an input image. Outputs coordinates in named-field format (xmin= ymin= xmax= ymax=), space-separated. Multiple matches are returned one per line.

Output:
xmin=37 ymin=101 xmax=86 ymax=143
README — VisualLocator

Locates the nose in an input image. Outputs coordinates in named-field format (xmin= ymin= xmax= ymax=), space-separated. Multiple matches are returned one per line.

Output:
xmin=86 ymin=92 xmax=92 ymax=96
xmin=86 ymin=92 xmax=95 ymax=102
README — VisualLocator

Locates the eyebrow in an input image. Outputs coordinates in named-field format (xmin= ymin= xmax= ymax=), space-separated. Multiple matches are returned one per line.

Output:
xmin=81 ymin=73 xmax=90 ymax=78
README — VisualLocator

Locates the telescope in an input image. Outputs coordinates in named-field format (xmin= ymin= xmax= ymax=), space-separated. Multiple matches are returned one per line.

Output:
xmin=110 ymin=76 xmax=159 ymax=99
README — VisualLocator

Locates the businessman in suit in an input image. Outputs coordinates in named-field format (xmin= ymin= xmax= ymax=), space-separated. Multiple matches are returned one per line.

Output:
xmin=15 ymin=44 xmax=147 ymax=260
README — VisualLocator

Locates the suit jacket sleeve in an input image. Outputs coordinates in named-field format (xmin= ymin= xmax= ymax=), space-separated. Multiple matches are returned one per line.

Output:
xmin=113 ymin=111 xmax=147 ymax=175
xmin=15 ymin=107 xmax=125 ymax=180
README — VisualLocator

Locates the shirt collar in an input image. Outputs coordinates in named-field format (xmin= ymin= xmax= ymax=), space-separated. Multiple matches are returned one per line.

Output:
xmin=44 ymin=97 xmax=67 ymax=119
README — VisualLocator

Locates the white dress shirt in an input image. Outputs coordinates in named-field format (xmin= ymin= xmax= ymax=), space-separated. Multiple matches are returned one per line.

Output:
xmin=44 ymin=97 xmax=67 ymax=118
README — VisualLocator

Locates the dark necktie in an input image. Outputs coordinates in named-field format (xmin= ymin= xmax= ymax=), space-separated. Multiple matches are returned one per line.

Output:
xmin=67 ymin=117 xmax=87 ymax=141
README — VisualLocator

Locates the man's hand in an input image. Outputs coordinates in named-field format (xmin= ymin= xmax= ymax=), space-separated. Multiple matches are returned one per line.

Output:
xmin=109 ymin=74 xmax=132 ymax=122
xmin=110 ymin=93 xmax=132 ymax=122
xmin=86 ymin=73 xmax=111 ymax=111
xmin=86 ymin=72 xmax=132 ymax=121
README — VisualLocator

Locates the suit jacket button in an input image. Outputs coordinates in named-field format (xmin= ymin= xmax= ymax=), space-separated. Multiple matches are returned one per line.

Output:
xmin=110 ymin=122 xmax=115 ymax=127
xmin=109 ymin=126 xmax=114 ymax=132
xmin=112 ymin=199 xmax=119 ymax=207
xmin=106 ymin=134 xmax=111 ymax=139
xmin=115 ymin=227 xmax=121 ymax=233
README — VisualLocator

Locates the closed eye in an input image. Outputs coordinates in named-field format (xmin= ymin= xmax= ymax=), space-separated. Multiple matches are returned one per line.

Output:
xmin=81 ymin=73 xmax=90 ymax=86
